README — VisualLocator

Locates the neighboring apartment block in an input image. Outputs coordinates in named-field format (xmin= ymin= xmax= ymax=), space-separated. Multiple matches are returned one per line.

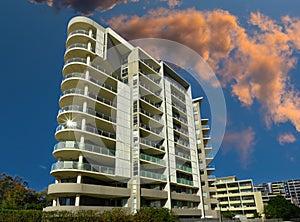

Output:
xmin=215 ymin=176 xmax=264 ymax=218
xmin=44 ymin=16 xmax=217 ymax=219
xmin=254 ymin=179 xmax=300 ymax=207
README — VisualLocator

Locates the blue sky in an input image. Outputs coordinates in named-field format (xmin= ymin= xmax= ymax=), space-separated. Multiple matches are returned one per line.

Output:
xmin=1 ymin=0 xmax=299 ymax=191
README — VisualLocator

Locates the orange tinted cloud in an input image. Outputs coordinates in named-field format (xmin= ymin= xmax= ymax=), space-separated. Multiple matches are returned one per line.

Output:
xmin=107 ymin=9 xmax=300 ymax=131
xmin=278 ymin=133 xmax=296 ymax=145
xmin=222 ymin=127 xmax=256 ymax=167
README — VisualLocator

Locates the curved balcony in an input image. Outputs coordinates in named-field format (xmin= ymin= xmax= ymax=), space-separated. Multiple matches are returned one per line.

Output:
xmin=63 ymin=57 xmax=126 ymax=83
xmin=66 ymin=43 xmax=95 ymax=53
xmin=171 ymin=91 xmax=186 ymax=103
xmin=58 ymin=105 xmax=116 ymax=124
xmin=56 ymin=124 xmax=116 ymax=140
xmin=68 ymin=29 xmax=96 ymax=39
xmin=51 ymin=161 xmax=115 ymax=175
xmin=53 ymin=141 xmax=115 ymax=157
xmin=140 ymin=59 xmax=160 ymax=74
xmin=60 ymin=88 xmax=116 ymax=109
xmin=64 ymin=72 xmax=117 ymax=93
xmin=174 ymin=137 xmax=190 ymax=150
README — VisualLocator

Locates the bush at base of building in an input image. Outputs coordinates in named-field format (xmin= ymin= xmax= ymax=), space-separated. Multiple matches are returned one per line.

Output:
xmin=0 ymin=208 xmax=179 ymax=222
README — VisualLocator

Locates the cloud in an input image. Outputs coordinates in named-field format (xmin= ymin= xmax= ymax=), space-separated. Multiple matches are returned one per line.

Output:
xmin=160 ymin=0 xmax=181 ymax=8
xmin=278 ymin=133 xmax=296 ymax=145
xmin=28 ymin=0 xmax=139 ymax=14
xmin=107 ymin=9 xmax=300 ymax=132
xmin=222 ymin=127 xmax=256 ymax=167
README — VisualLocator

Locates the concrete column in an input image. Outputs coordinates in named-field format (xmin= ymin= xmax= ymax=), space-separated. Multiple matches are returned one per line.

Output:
xmin=75 ymin=195 xmax=80 ymax=206
xmin=85 ymin=70 xmax=89 ymax=80
xmin=89 ymin=29 xmax=93 ymax=38
xmin=84 ymin=85 xmax=89 ymax=96
xmin=52 ymin=199 xmax=57 ymax=207
xmin=82 ymin=101 xmax=87 ymax=113
xmin=87 ymin=55 xmax=91 ymax=65
xmin=81 ymin=118 xmax=86 ymax=131
xmin=87 ymin=42 xmax=92 ymax=51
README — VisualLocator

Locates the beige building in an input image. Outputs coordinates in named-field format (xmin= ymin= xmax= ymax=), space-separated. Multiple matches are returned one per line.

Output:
xmin=193 ymin=98 xmax=218 ymax=218
xmin=44 ymin=16 xmax=218 ymax=220
xmin=215 ymin=176 xmax=264 ymax=218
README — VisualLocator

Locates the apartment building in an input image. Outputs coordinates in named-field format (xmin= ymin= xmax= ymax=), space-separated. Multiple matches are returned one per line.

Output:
xmin=215 ymin=176 xmax=264 ymax=218
xmin=254 ymin=180 xmax=300 ymax=207
xmin=44 ymin=16 xmax=217 ymax=219
xmin=193 ymin=98 xmax=218 ymax=218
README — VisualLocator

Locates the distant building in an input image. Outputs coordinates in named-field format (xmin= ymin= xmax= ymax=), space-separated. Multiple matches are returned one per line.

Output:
xmin=215 ymin=176 xmax=264 ymax=218
xmin=254 ymin=179 xmax=300 ymax=207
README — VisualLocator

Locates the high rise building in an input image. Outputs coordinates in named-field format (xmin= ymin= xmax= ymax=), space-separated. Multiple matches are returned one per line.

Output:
xmin=44 ymin=16 xmax=217 ymax=219
xmin=215 ymin=176 xmax=264 ymax=218
xmin=286 ymin=180 xmax=300 ymax=207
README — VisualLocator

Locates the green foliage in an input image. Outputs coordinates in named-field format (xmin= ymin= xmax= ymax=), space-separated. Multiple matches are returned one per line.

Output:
xmin=222 ymin=210 xmax=235 ymax=219
xmin=0 ymin=173 xmax=48 ymax=210
xmin=264 ymin=195 xmax=300 ymax=220
xmin=253 ymin=211 xmax=261 ymax=218
xmin=135 ymin=207 xmax=179 ymax=222
xmin=0 ymin=208 xmax=179 ymax=222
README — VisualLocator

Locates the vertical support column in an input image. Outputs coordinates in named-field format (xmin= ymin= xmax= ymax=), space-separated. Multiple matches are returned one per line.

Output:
xmin=87 ymin=42 xmax=92 ymax=51
xmin=85 ymin=70 xmax=89 ymax=80
xmin=89 ymin=29 xmax=93 ymax=38
xmin=87 ymin=55 xmax=91 ymax=66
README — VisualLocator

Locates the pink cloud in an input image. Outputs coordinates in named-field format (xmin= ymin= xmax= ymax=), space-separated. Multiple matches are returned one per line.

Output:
xmin=222 ymin=127 xmax=256 ymax=167
xmin=278 ymin=133 xmax=296 ymax=145
xmin=107 ymin=9 xmax=300 ymax=132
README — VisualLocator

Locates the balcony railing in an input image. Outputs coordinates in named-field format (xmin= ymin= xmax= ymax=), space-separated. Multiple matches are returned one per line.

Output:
xmin=140 ymin=59 xmax=160 ymax=73
xmin=61 ymin=88 xmax=117 ymax=108
xmin=171 ymin=91 xmax=185 ymax=103
xmin=207 ymin=165 xmax=215 ymax=170
xmin=173 ymin=113 xmax=187 ymax=124
xmin=176 ymin=164 xmax=192 ymax=173
xmin=140 ymin=123 xmax=163 ymax=136
xmin=139 ymin=108 xmax=163 ymax=123
xmin=208 ymin=175 xmax=216 ymax=180
xmin=140 ymin=170 xmax=167 ymax=181
xmin=173 ymin=125 xmax=188 ymax=134
xmin=140 ymin=153 xmax=166 ymax=165
xmin=69 ymin=29 xmax=96 ymax=39
xmin=65 ymin=57 xmax=87 ymax=65
xmin=139 ymin=71 xmax=160 ymax=85
xmin=140 ymin=138 xmax=165 ymax=151
xmin=140 ymin=97 xmax=163 ymax=111
xmin=66 ymin=43 xmax=95 ymax=53
xmin=51 ymin=161 xmax=115 ymax=175
xmin=140 ymin=82 xmax=161 ymax=98
xmin=175 ymin=151 xmax=191 ymax=160
xmin=59 ymin=105 xmax=116 ymax=123
xmin=202 ymin=125 xmax=210 ymax=129
xmin=165 ymin=76 xmax=186 ymax=93
xmin=172 ymin=102 xmax=186 ymax=114
xmin=64 ymin=72 xmax=117 ymax=93
xmin=56 ymin=124 xmax=116 ymax=139
xmin=54 ymin=141 xmax=115 ymax=156
xmin=174 ymin=137 xmax=189 ymax=148
xmin=177 ymin=178 xmax=193 ymax=186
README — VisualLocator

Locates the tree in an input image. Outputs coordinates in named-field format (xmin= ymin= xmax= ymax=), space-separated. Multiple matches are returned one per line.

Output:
xmin=222 ymin=210 xmax=235 ymax=219
xmin=264 ymin=196 xmax=300 ymax=220
xmin=0 ymin=173 xmax=48 ymax=210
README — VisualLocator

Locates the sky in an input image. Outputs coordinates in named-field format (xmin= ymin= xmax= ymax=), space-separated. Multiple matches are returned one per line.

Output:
xmin=1 ymin=0 xmax=300 ymax=191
